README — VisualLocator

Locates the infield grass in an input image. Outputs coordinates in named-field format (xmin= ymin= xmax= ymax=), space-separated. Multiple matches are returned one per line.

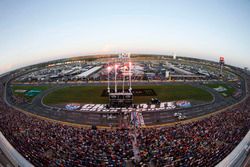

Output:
xmin=43 ymin=84 xmax=213 ymax=105
xmin=206 ymin=83 xmax=235 ymax=97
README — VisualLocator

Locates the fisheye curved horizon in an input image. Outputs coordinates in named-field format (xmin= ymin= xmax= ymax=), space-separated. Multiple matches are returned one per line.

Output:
xmin=1 ymin=0 xmax=250 ymax=74
xmin=1 ymin=0 xmax=250 ymax=166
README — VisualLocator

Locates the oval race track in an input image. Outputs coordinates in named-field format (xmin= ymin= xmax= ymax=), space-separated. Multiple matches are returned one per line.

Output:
xmin=6 ymin=80 xmax=245 ymax=127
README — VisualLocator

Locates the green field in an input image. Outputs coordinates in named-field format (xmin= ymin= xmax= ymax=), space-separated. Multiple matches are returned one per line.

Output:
xmin=43 ymin=85 xmax=213 ymax=105
xmin=12 ymin=85 xmax=50 ymax=101
xmin=206 ymin=83 xmax=235 ymax=97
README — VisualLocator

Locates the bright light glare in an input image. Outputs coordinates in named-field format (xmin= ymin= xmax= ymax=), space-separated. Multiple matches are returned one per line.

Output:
xmin=107 ymin=66 xmax=112 ymax=71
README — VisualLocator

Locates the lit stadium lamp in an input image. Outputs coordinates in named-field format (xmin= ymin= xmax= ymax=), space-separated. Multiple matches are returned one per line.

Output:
xmin=114 ymin=64 xmax=118 ymax=93
xmin=129 ymin=62 xmax=132 ymax=93
xmin=107 ymin=66 xmax=112 ymax=93
xmin=107 ymin=66 xmax=112 ymax=72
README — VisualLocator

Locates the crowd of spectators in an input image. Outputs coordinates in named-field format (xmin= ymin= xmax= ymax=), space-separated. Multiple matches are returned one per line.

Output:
xmin=0 ymin=73 xmax=250 ymax=166
xmin=137 ymin=100 xmax=250 ymax=166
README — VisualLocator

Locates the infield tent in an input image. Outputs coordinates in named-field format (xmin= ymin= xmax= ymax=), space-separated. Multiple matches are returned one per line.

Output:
xmin=25 ymin=90 xmax=41 ymax=97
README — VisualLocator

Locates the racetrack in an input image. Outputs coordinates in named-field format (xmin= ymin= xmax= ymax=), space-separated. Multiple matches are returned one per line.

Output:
xmin=6 ymin=81 xmax=242 ymax=127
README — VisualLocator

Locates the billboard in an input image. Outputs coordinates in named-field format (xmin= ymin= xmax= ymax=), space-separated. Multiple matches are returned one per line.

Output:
xmin=220 ymin=56 xmax=225 ymax=65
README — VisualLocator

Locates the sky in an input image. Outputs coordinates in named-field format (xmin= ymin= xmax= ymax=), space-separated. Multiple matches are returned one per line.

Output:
xmin=0 ymin=0 xmax=250 ymax=74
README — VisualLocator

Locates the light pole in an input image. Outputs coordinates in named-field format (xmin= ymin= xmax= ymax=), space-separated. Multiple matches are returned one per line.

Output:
xmin=115 ymin=64 xmax=118 ymax=93
xmin=122 ymin=63 xmax=126 ymax=93
xmin=107 ymin=65 xmax=111 ymax=93
xmin=129 ymin=62 xmax=132 ymax=93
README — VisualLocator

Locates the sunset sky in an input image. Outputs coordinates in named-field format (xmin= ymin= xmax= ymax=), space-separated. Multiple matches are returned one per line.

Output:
xmin=0 ymin=0 xmax=250 ymax=74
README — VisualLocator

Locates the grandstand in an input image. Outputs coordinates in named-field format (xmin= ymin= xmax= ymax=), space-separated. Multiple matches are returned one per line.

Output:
xmin=75 ymin=66 xmax=103 ymax=79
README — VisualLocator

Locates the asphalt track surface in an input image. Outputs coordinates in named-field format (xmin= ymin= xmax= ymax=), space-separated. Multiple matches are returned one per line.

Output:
xmin=6 ymin=81 xmax=243 ymax=127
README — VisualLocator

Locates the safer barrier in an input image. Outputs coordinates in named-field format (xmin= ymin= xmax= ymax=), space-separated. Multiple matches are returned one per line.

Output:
xmin=0 ymin=132 xmax=34 ymax=167
xmin=216 ymin=130 xmax=250 ymax=167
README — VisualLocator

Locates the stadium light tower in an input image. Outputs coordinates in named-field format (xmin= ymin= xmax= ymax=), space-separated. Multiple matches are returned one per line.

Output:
xmin=108 ymin=53 xmax=133 ymax=108
xmin=122 ymin=63 xmax=126 ymax=93
xmin=107 ymin=65 xmax=112 ymax=93
xmin=114 ymin=64 xmax=118 ymax=93
xmin=129 ymin=61 xmax=132 ymax=93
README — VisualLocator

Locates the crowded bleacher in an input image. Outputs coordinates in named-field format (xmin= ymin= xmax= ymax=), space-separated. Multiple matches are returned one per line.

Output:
xmin=0 ymin=74 xmax=250 ymax=166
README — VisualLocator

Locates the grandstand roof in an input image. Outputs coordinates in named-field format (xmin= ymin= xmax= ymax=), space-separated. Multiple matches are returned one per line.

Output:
xmin=76 ymin=66 xmax=102 ymax=78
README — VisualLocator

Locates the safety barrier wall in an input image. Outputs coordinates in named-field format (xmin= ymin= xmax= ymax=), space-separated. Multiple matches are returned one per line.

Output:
xmin=0 ymin=132 xmax=34 ymax=167
xmin=216 ymin=130 xmax=250 ymax=167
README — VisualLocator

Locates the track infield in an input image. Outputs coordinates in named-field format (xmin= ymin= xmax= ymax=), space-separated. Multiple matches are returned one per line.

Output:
xmin=43 ymin=85 xmax=213 ymax=105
